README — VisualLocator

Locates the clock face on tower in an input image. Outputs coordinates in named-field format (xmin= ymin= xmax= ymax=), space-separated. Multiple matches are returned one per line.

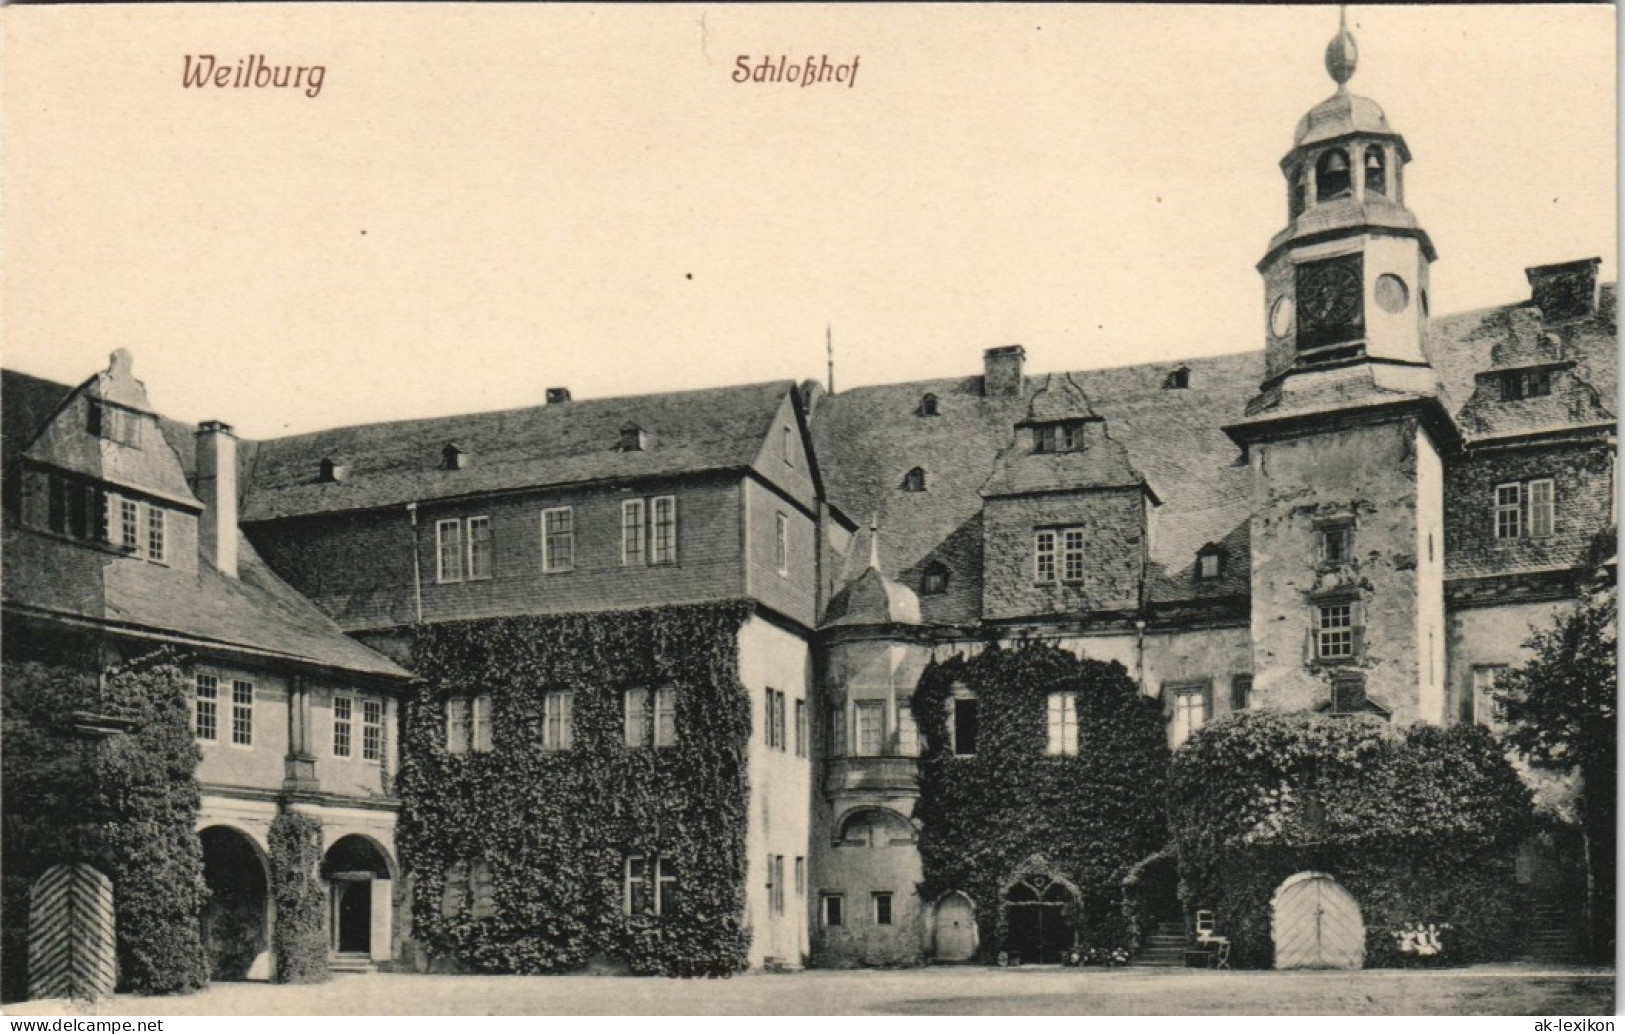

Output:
xmin=1294 ymin=254 xmax=1365 ymax=350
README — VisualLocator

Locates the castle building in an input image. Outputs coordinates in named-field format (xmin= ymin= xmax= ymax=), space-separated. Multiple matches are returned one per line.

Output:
xmin=1 ymin=20 xmax=1613 ymax=982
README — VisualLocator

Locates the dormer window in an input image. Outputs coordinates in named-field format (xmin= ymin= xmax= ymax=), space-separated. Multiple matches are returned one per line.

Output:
xmin=1196 ymin=543 xmax=1224 ymax=580
xmin=1163 ymin=366 xmax=1190 ymax=390
xmin=443 ymin=444 xmax=468 ymax=470
xmin=921 ymin=561 xmax=950 ymax=596
xmin=1363 ymin=146 xmax=1386 ymax=197
xmin=319 ymin=458 xmax=348 ymax=483
xmin=619 ymin=422 xmax=646 ymax=452
xmin=1500 ymin=369 xmax=1552 ymax=401
xmin=902 ymin=467 xmax=926 ymax=492
xmin=88 ymin=399 xmax=141 ymax=448
xmin=1033 ymin=423 xmax=1083 ymax=454
xmin=918 ymin=393 xmax=939 ymax=417
xmin=1316 ymin=148 xmax=1352 ymax=201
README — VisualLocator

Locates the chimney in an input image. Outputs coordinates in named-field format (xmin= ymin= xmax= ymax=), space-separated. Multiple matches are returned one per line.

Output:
xmin=1526 ymin=258 xmax=1601 ymax=322
xmin=546 ymin=387 xmax=572 ymax=404
xmin=195 ymin=421 xmax=238 ymax=578
xmin=983 ymin=346 xmax=1026 ymax=397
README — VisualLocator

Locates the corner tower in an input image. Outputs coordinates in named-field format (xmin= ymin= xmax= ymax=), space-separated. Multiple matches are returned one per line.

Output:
xmin=1227 ymin=14 xmax=1455 ymax=726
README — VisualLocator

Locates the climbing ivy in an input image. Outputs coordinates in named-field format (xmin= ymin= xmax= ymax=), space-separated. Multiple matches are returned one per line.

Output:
xmin=268 ymin=813 xmax=329 ymax=984
xmin=1167 ymin=711 xmax=1534 ymax=967
xmin=911 ymin=642 xmax=1170 ymax=960
xmin=1 ymin=649 xmax=208 ymax=1001
xmin=396 ymin=601 xmax=755 ymax=976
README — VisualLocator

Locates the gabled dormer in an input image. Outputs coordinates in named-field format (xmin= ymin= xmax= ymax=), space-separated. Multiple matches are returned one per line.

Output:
xmin=979 ymin=374 xmax=1158 ymax=622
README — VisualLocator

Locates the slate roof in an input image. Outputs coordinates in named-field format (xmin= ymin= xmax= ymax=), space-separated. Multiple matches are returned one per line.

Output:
xmin=810 ymin=286 xmax=1617 ymax=625
xmin=240 ymin=381 xmax=799 ymax=521
xmin=1 ymin=368 xmax=410 ymax=680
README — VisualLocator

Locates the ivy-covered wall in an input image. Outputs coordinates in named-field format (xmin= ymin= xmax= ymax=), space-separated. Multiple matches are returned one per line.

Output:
xmin=269 ymin=813 xmax=329 ymax=984
xmin=1 ymin=650 xmax=209 ymax=1001
xmin=1167 ymin=711 xmax=1534 ymax=968
xmin=911 ymin=642 xmax=1170 ymax=959
xmin=396 ymin=601 xmax=756 ymax=976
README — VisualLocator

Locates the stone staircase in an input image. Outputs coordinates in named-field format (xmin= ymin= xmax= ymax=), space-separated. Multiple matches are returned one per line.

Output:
xmin=1517 ymin=896 xmax=1587 ymax=965
xmin=330 ymin=952 xmax=376 ymax=975
xmin=1128 ymin=920 xmax=1188 ymax=968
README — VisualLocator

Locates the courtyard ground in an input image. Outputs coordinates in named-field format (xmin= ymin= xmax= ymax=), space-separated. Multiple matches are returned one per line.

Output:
xmin=4 ymin=964 xmax=1614 ymax=1016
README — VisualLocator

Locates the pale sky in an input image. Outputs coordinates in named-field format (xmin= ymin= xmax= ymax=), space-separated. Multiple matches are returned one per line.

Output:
xmin=2 ymin=4 xmax=1615 ymax=439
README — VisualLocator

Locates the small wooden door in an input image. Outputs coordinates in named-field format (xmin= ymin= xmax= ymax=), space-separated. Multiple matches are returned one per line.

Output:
xmin=1272 ymin=872 xmax=1364 ymax=969
xmin=934 ymin=893 xmax=977 ymax=962
xmin=29 ymin=864 xmax=117 ymax=1001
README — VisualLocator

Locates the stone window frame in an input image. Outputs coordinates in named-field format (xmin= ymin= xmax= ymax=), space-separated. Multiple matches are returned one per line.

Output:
xmin=1230 ymin=673 xmax=1253 ymax=712
xmin=821 ymin=893 xmax=844 ymax=928
xmin=1314 ymin=515 xmax=1356 ymax=567
xmin=1310 ymin=595 xmax=1365 ymax=664
xmin=873 ymin=891 xmax=895 ymax=926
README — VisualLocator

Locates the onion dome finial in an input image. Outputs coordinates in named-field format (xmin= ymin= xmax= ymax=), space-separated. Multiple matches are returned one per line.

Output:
xmin=1325 ymin=6 xmax=1358 ymax=88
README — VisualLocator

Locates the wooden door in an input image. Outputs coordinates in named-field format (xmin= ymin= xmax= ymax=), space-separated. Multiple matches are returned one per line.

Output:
xmin=934 ymin=893 xmax=977 ymax=962
xmin=29 ymin=864 xmax=117 ymax=1001
xmin=1272 ymin=872 xmax=1364 ymax=969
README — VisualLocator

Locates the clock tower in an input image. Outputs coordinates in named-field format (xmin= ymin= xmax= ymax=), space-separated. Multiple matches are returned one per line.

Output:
xmin=1226 ymin=13 xmax=1455 ymax=727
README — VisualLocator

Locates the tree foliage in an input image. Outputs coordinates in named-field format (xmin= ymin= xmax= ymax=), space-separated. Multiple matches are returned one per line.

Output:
xmin=1167 ymin=711 xmax=1533 ymax=967
xmin=396 ymin=601 xmax=755 ymax=976
xmin=910 ymin=642 xmax=1169 ymax=959
xmin=1 ymin=650 xmax=208 ymax=1001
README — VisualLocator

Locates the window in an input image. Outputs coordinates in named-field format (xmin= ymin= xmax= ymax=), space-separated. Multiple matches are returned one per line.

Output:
xmin=362 ymin=698 xmax=384 ymax=761
xmin=145 ymin=505 xmax=165 ymax=563
xmin=1230 ymin=674 xmax=1253 ymax=711
xmin=1033 ymin=422 xmax=1083 ymax=454
xmin=88 ymin=399 xmax=141 ymax=447
xmin=1169 ymin=684 xmax=1208 ymax=748
xmin=769 ymin=854 xmax=786 ymax=915
xmin=195 ymin=673 xmax=218 ymax=741
xmin=1198 ymin=550 xmax=1222 ymax=580
xmin=231 ymin=679 xmax=253 ymax=746
xmin=442 ymin=696 xmax=464 ymax=754
xmin=873 ymin=892 xmax=893 ymax=926
xmin=828 ymin=702 xmax=847 ymax=758
xmin=854 ymin=701 xmax=885 ymax=757
xmin=542 ymin=690 xmax=574 ymax=750
xmin=436 ymin=519 xmax=464 ymax=582
xmin=621 ymin=500 xmax=645 ymax=565
xmin=619 ymin=422 xmax=644 ymax=452
xmin=1501 ymin=369 xmax=1553 ymax=401
xmin=1316 ymin=602 xmax=1358 ymax=660
xmin=1163 ymin=366 xmax=1190 ymax=390
xmin=654 ymin=686 xmax=677 ymax=748
xmin=650 ymin=496 xmax=677 ymax=564
xmin=118 ymin=498 xmax=139 ymax=550
xmin=1062 ymin=529 xmax=1086 ymax=583
xmin=445 ymin=695 xmax=491 ymax=754
xmin=1528 ymin=479 xmax=1555 ymax=538
xmin=1473 ymin=666 xmax=1509 ymax=728
xmin=918 ymin=393 xmax=939 ymax=417
xmin=441 ymin=859 xmax=496 ymax=919
xmin=921 ymin=562 xmax=950 ymax=596
xmin=794 ymin=699 xmax=807 ymax=757
xmin=471 ymin=695 xmax=492 ymax=752
xmin=783 ymin=426 xmax=795 ymax=467
xmin=625 ymin=855 xmax=679 ymax=918
xmin=44 ymin=475 xmax=104 ymax=543
xmin=335 ymin=695 xmax=354 ymax=756
xmin=950 ymin=695 xmax=978 ymax=756
xmin=1319 ymin=524 xmax=1352 ymax=565
xmin=1046 ymin=691 xmax=1079 ymax=756
xmin=541 ymin=507 xmax=574 ymax=572
xmin=625 ymin=687 xmax=650 ymax=747
xmin=775 ymin=513 xmax=790 ymax=577
xmin=822 ymin=894 xmax=844 ymax=928
xmin=896 ymin=704 xmax=919 ymax=757
xmin=794 ymin=857 xmax=806 ymax=898
xmin=1495 ymin=483 xmax=1523 ymax=539
xmin=902 ymin=467 xmax=926 ymax=492
xmin=466 ymin=516 xmax=493 ymax=580
xmin=442 ymin=444 xmax=467 ymax=470
xmin=1034 ymin=530 xmax=1057 ymax=584
xmin=764 ymin=689 xmax=787 ymax=751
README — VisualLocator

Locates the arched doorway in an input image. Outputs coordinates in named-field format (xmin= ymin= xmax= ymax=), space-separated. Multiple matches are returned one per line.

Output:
xmin=321 ymin=835 xmax=392 ymax=962
xmin=931 ymin=891 xmax=978 ymax=962
xmin=1271 ymin=871 xmax=1364 ymax=969
xmin=1002 ymin=872 xmax=1078 ymax=965
xmin=199 ymin=826 xmax=270 ymax=981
